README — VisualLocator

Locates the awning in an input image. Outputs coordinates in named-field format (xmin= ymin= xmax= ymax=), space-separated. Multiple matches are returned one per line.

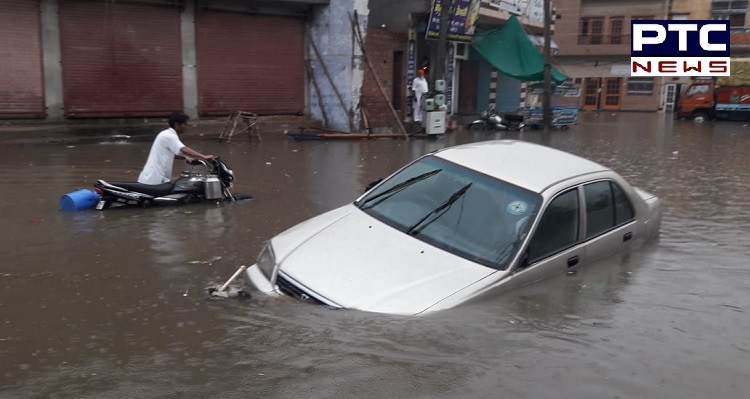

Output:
xmin=471 ymin=15 xmax=567 ymax=83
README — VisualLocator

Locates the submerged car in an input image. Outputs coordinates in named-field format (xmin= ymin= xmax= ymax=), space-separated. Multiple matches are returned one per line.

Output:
xmin=244 ymin=140 xmax=662 ymax=315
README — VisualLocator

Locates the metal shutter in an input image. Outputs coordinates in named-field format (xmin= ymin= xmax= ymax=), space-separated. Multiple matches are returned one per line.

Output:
xmin=196 ymin=10 xmax=304 ymax=116
xmin=59 ymin=1 xmax=183 ymax=118
xmin=0 ymin=1 xmax=45 ymax=119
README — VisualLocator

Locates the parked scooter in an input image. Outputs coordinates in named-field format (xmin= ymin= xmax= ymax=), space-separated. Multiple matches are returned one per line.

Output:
xmin=92 ymin=157 xmax=238 ymax=210
xmin=467 ymin=109 xmax=526 ymax=131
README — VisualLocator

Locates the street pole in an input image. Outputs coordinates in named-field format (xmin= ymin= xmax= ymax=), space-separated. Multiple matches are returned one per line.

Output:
xmin=542 ymin=0 xmax=552 ymax=132
xmin=434 ymin=0 xmax=450 ymax=86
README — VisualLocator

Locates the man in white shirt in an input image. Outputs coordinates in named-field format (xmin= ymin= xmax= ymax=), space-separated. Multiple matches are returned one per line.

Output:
xmin=411 ymin=69 xmax=429 ymax=123
xmin=137 ymin=112 xmax=215 ymax=185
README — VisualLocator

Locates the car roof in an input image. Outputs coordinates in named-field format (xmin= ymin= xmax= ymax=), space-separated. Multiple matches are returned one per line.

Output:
xmin=433 ymin=140 xmax=609 ymax=193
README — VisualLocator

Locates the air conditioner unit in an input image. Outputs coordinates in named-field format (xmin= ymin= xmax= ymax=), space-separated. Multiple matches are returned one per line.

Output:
xmin=455 ymin=42 xmax=469 ymax=60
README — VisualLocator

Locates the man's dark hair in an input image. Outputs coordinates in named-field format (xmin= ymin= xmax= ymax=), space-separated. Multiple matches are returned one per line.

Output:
xmin=168 ymin=112 xmax=189 ymax=128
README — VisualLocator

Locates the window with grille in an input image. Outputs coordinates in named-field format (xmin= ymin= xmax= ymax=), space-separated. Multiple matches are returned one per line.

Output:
xmin=580 ymin=17 xmax=604 ymax=44
xmin=712 ymin=0 xmax=747 ymax=26
xmin=712 ymin=0 xmax=748 ymax=12
xmin=610 ymin=17 xmax=623 ymax=44
xmin=627 ymin=78 xmax=654 ymax=96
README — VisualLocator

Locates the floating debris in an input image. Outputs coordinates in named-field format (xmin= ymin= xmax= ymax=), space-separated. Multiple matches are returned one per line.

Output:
xmin=189 ymin=256 xmax=222 ymax=265
xmin=207 ymin=265 xmax=249 ymax=298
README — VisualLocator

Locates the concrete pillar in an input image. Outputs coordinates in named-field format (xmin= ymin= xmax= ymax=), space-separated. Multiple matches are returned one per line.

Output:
xmin=309 ymin=0 xmax=368 ymax=132
xmin=41 ymin=0 xmax=64 ymax=121
xmin=181 ymin=1 xmax=199 ymax=119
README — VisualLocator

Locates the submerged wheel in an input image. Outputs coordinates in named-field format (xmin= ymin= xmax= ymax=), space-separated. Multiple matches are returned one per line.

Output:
xmin=468 ymin=122 xmax=485 ymax=131
xmin=692 ymin=113 xmax=708 ymax=123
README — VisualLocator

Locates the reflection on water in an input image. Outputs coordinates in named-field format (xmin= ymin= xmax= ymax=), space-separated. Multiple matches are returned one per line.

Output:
xmin=1 ymin=113 xmax=750 ymax=398
xmin=147 ymin=206 xmax=227 ymax=266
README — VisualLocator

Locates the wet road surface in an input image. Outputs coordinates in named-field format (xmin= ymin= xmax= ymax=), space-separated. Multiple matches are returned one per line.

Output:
xmin=1 ymin=112 xmax=749 ymax=398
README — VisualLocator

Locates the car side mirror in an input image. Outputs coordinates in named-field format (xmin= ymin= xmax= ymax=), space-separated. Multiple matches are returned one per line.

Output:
xmin=365 ymin=178 xmax=383 ymax=192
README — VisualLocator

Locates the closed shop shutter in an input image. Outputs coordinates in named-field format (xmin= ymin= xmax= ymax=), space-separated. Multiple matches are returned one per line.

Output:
xmin=59 ymin=1 xmax=182 ymax=118
xmin=196 ymin=11 xmax=304 ymax=116
xmin=0 ymin=1 xmax=45 ymax=119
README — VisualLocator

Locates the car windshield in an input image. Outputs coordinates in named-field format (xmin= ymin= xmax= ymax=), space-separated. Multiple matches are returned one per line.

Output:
xmin=357 ymin=155 xmax=542 ymax=270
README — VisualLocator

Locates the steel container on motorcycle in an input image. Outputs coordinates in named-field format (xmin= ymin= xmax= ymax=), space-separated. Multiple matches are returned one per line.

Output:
xmin=204 ymin=175 xmax=222 ymax=200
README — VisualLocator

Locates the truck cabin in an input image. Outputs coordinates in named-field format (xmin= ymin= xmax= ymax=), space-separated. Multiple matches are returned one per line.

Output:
xmin=683 ymin=83 xmax=714 ymax=98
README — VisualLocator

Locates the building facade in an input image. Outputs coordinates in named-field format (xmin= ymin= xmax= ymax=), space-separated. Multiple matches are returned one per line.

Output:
xmin=0 ymin=0 xmax=370 ymax=132
xmin=553 ymin=0 xmax=669 ymax=112
xmin=364 ymin=0 xmax=555 ymax=130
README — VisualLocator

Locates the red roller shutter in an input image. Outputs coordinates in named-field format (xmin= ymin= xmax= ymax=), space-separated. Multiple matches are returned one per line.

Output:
xmin=196 ymin=11 xmax=304 ymax=116
xmin=0 ymin=1 xmax=45 ymax=119
xmin=59 ymin=1 xmax=182 ymax=118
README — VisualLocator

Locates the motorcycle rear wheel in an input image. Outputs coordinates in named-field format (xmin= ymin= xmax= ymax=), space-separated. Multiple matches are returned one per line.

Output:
xmin=468 ymin=122 xmax=486 ymax=131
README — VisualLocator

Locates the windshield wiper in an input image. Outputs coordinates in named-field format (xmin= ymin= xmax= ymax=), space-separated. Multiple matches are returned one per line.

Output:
xmin=406 ymin=182 xmax=472 ymax=236
xmin=359 ymin=169 xmax=442 ymax=210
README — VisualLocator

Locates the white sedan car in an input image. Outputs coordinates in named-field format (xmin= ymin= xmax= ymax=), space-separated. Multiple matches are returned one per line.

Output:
xmin=245 ymin=140 xmax=662 ymax=315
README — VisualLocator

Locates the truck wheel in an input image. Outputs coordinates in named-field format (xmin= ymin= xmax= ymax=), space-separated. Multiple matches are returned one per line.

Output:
xmin=692 ymin=113 xmax=708 ymax=123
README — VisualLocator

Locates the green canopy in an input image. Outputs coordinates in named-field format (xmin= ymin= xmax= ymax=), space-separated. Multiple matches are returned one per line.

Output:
xmin=472 ymin=15 xmax=568 ymax=83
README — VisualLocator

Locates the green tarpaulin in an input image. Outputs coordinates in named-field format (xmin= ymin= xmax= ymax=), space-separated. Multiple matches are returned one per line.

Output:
xmin=472 ymin=15 xmax=568 ymax=83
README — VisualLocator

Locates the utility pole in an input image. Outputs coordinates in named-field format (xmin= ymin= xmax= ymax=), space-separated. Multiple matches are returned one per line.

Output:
xmin=434 ymin=0 xmax=450 ymax=87
xmin=542 ymin=0 xmax=552 ymax=132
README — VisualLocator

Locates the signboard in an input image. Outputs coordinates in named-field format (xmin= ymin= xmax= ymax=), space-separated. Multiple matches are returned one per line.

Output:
xmin=489 ymin=0 xmax=522 ymax=15
xmin=528 ymin=85 xmax=581 ymax=97
xmin=610 ymin=64 xmax=631 ymax=76
xmin=426 ymin=0 xmax=482 ymax=43
xmin=489 ymin=0 xmax=544 ymax=23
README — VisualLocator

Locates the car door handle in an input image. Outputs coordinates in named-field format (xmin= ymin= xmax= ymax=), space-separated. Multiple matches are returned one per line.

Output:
xmin=567 ymin=256 xmax=579 ymax=268
xmin=623 ymin=232 xmax=633 ymax=242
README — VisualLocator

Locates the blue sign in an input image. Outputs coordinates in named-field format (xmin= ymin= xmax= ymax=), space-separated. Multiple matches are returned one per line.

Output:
xmin=426 ymin=0 xmax=482 ymax=43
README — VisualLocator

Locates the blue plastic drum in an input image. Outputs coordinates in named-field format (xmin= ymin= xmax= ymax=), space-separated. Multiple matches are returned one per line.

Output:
xmin=60 ymin=189 xmax=100 ymax=211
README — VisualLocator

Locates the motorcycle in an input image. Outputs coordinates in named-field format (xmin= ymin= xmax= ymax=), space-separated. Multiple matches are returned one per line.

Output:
xmin=92 ymin=157 xmax=239 ymax=210
xmin=467 ymin=109 xmax=526 ymax=131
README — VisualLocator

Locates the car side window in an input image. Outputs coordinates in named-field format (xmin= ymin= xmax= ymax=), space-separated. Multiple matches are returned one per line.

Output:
xmin=527 ymin=188 xmax=579 ymax=262
xmin=584 ymin=180 xmax=635 ymax=239
xmin=584 ymin=181 xmax=614 ymax=238
xmin=612 ymin=182 xmax=635 ymax=225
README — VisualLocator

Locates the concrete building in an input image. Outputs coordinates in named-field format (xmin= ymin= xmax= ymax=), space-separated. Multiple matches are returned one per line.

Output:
xmin=364 ymin=0 xmax=555 ymax=130
xmin=0 ymin=0 xmax=367 ymax=132
xmin=554 ymin=0 xmax=750 ymax=114
xmin=0 ymin=0 xmax=564 ymax=133
xmin=553 ymin=0 xmax=670 ymax=112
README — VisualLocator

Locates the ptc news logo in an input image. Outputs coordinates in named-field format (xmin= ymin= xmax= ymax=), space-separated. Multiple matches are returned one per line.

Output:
xmin=631 ymin=20 xmax=730 ymax=76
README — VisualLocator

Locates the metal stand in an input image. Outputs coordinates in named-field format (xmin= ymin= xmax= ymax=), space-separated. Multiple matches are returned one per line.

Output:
xmin=219 ymin=111 xmax=260 ymax=142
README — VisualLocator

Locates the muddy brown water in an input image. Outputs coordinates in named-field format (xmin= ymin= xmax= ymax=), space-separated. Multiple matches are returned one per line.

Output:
xmin=1 ymin=112 xmax=749 ymax=398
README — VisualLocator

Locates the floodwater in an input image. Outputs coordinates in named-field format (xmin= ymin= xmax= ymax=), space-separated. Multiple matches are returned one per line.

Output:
xmin=1 ymin=112 xmax=749 ymax=398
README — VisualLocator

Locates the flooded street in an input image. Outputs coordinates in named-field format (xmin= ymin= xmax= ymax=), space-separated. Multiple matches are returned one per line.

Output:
xmin=1 ymin=112 xmax=749 ymax=398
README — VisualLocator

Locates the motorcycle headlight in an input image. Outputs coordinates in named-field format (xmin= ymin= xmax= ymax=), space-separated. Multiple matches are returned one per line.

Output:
xmin=256 ymin=242 xmax=277 ymax=281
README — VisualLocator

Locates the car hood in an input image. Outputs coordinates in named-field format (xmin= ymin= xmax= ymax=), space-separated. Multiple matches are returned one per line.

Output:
xmin=272 ymin=204 xmax=498 ymax=315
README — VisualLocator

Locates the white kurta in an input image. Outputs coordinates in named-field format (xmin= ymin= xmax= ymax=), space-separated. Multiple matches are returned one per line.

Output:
xmin=411 ymin=76 xmax=429 ymax=122
xmin=137 ymin=128 xmax=185 ymax=185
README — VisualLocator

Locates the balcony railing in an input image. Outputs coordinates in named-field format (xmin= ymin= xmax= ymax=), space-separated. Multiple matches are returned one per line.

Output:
xmin=577 ymin=34 xmax=631 ymax=45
